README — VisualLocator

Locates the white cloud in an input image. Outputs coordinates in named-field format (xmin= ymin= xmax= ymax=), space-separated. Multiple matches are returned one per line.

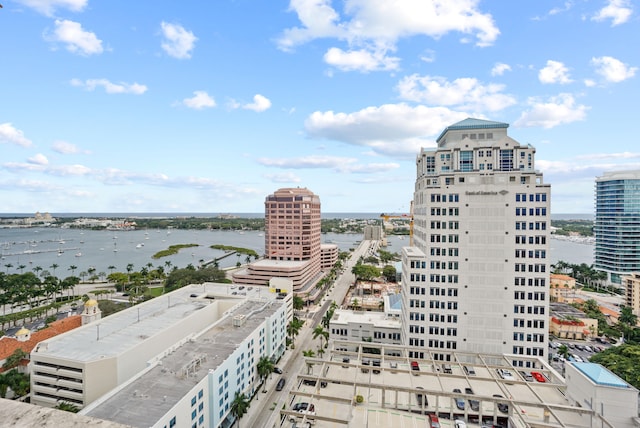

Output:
xmin=323 ymin=47 xmax=399 ymax=72
xmin=259 ymin=155 xmax=356 ymax=169
xmin=420 ymin=50 xmax=436 ymax=63
xmin=28 ymin=154 xmax=49 ymax=165
xmin=48 ymin=19 xmax=103 ymax=56
xmin=52 ymin=140 xmax=89 ymax=154
xmin=243 ymin=94 xmax=272 ymax=112
xmin=491 ymin=63 xmax=511 ymax=76
xmin=263 ymin=172 xmax=303 ymax=183
xmin=70 ymin=78 xmax=147 ymax=94
xmin=277 ymin=0 xmax=500 ymax=69
xmin=591 ymin=56 xmax=637 ymax=83
xmin=592 ymin=0 xmax=633 ymax=26
xmin=181 ymin=91 xmax=216 ymax=109
xmin=304 ymin=103 xmax=468 ymax=157
xmin=276 ymin=0 xmax=345 ymax=51
xmin=160 ymin=22 xmax=197 ymax=59
xmin=16 ymin=0 xmax=87 ymax=16
xmin=575 ymin=151 xmax=640 ymax=161
xmin=258 ymin=155 xmax=399 ymax=174
xmin=0 ymin=123 xmax=32 ymax=147
xmin=538 ymin=60 xmax=572 ymax=84
xmin=396 ymin=75 xmax=516 ymax=112
xmin=514 ymin=93 xmax=588 ymax=129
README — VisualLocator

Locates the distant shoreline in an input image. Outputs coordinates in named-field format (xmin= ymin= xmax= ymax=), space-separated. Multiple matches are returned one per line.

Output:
xmin=0 ymin=212 xmax=595 ymax=220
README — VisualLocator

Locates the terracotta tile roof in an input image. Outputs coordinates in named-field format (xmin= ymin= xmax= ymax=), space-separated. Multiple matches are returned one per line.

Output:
xmin=0 ymin=316 xmax=82 ymax=372
xmin=551 ymin=273 xmax=574 ymax=281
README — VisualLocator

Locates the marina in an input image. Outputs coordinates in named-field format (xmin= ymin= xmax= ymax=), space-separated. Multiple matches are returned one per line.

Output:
xmin=0 ymin=225 xmax=594 ymax=277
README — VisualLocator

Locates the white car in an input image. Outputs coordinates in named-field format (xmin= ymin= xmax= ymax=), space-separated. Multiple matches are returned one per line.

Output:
xmin=454 ymin=420 xmax=467 ymax=428
xmin=497 ymin=368 xmax=515 ymax=382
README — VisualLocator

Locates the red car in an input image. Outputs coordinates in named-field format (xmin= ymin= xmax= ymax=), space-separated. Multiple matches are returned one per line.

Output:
xmin=411 ymin=361 xmax=420 ymax=371
xmin=531 ymin=371 xmax=546 ymax=382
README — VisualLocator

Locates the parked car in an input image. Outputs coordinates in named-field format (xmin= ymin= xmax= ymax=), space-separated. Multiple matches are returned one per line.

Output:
xmin=531 ymin=371 xmax=546 ymax=383
xmin=411 ymin=361 xmax=420 ymax=371
xmin=454 ymin=420 xmax=467 ymax=428
xmin=416 ymin=386 xmax=428 ymax=407
xmin=453 ymin=388 xmax=465 ymax=410
xmin=342 ymin=357 xmax=351 ymax=368
xmin=463 ymin=365 xmax=476 ymax=376
xmin=428 ymin=413 xmax=441 ymax=428
xmin=493 ymin=394 xmax=509 ymax=413
xmin=442 ymin=364 xmax=452 ymax=374
xmin=273 ymin=367 xmax=283 ymax=374
xmin=302 ymin=379 xmax=317 ymax=386
xmin=497 ymin=368 xmax=515 ymax=382
xmin=276 ymin=377 xmax=286 ymax=391
xmin=465 ymin=387 xmax=479 ymax=411
xmin=292 ymin=402 xmax=315 ymax=412
xmin=519 ymin=370 xmax=534 ymax=382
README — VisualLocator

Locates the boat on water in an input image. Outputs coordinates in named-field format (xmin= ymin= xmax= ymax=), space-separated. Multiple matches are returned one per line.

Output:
xmin=75 ymin=252 xmax=82 ymax=257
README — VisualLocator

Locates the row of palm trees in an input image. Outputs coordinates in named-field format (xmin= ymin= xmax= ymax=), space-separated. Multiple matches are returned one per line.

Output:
xmin=552 ymin=261 xmax=609 ymax=291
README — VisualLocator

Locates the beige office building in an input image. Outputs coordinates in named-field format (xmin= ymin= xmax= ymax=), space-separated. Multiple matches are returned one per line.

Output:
xmin=622 ymin=272 xmax=640 ymax=319
xmin=403 ymin=118 xmax=551 ymax=366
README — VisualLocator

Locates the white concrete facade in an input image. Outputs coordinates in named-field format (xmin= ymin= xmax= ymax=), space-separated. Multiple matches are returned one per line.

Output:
xmin=404 ymin=118 xmax=551 ymax=365
xmin=31 ymin=284 xmax=288 ymax=428
xmin=565 ymin=362 xmax=639 ymax=428
xmin=329 ymin=309 xmax=402 ymax=352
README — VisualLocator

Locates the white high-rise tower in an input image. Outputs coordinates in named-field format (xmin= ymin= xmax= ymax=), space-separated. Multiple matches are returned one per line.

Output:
xmin=402 ymin=118 xmax=550 ymax=367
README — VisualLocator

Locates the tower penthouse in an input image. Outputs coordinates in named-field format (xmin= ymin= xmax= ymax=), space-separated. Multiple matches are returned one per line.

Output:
xmin=403 ymin=118 xmax=551 ymax=365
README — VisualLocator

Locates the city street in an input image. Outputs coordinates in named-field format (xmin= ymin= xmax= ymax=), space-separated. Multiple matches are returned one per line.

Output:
xmin=242 ymin=239 xmax=375 ymax=428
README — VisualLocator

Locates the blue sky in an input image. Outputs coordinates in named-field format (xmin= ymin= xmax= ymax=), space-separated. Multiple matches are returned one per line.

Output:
xmin=0 ymin=0 xmax=638 ymax=214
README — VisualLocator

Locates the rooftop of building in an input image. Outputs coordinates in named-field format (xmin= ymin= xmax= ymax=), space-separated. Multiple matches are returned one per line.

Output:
xmin=1 ymin=398 xmax=134 ymax=428
xmin=84 ymin=297 xmax=284 ymax=427
xmin=0 ymin=315 xmax=82 ymax=370
xmin=550 ymin=273 xmax=574 ymax=281
xmin=251 ymin=258 xmax=309 ymax=268
xmin=30 ymin=285 xmax=245 ymax=363
xmin=572 ymin=362 xmax=631 ymax=389
xmin=283 ymin=340 xmax=616 ymax=428
xmin=331 ymin=309 xmax=401 ymax=328
xmin=436 ymin=118 xmax=509 ymax=142
xmin=549 ymin=302 xmax=587 ymax=319
xmin=597 ymin=170 xmax=640 ymax=181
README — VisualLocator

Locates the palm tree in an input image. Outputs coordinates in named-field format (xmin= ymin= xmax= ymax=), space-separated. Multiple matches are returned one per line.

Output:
xmin=49 ymin=263 xmax=59 ymax=276
xmin=4 ymin=263 xmax=13 ymax=273
xmin=126 ymin=263 xmax=134 ymax=281
xmin=619 ymin=305 xmax=638 ymax=327
xmin=287 ymin=317 xmax=304 ymax=349
xmin=257 ymin=356 xmax=274 ymax=393
xmin=17 ymin=264 xmax=26 ymax=273
xmin=107 ymin=265 xmax=116 ymax=275
xmin=68 ymin=265 xmax=78 ymax=276
xmin=230 ymin=391 xmax=249 ymax=427
xmin=557 ymin=344 xmax=570 ymax=360
xmin=32 ymin=266 xmax=43 ymax=278
xmin=302 ymin=349 xmax=315 ymax=374
xmin=312 ymin=325 xmax=329 ymax=351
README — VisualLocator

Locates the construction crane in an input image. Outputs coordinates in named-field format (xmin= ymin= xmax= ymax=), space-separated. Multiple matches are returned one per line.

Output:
xmin=380 ymin=213 xmax=414 ymax=246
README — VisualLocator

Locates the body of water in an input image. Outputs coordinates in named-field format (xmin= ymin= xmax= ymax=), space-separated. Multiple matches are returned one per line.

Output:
xmin=0 ymin=226 xmax=592 ymax=277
